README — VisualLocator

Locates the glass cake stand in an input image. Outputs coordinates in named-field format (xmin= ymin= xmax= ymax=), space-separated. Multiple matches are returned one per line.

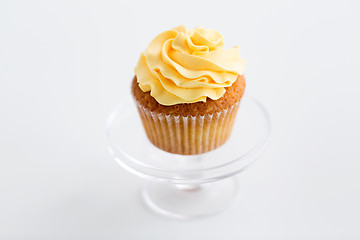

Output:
xmin=107 ymin=95 xmax=271 ymax=219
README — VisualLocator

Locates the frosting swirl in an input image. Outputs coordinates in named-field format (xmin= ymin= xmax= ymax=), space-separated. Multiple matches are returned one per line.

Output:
xmin=135 ymin=26 xmax=245 ymax=106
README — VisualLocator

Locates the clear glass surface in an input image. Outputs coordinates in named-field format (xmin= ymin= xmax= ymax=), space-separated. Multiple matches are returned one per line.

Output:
xmin=142 ymin=178 xmax=239 ymax=219
xmin=107 ymin=95 xmax=271 ymax=218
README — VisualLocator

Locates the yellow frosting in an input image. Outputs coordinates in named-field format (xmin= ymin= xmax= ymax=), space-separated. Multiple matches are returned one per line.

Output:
xmin=135 ymin=26 xmax=245 ymax=106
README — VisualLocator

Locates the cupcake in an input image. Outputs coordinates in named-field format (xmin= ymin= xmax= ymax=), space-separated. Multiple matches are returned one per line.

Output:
xmin=132 ymin=26 xmax=246 ymax=155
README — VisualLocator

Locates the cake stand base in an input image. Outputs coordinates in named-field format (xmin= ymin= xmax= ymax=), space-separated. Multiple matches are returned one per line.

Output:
xmin=142 ymin=178 xmax=238 ymax=219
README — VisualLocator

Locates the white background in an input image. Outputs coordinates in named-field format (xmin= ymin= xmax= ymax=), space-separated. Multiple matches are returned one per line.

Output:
xmin=1 ymin=0 xmax=360 ymax=239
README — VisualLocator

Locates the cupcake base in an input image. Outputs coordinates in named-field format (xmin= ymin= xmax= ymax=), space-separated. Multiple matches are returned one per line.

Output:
xmin=136 ymin=100 xmax=240 ymax=155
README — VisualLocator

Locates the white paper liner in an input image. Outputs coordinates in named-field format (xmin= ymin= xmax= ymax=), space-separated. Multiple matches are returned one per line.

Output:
xmin=136 ymin=101 xmax=240 ymax=155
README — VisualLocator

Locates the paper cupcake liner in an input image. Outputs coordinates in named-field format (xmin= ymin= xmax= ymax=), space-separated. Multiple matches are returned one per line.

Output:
xmin=136 ymin=101 xmax=240 ymax=155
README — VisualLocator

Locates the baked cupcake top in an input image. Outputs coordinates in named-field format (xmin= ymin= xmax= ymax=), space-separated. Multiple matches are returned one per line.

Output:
xmin=135 ymin=26 xmax=245 ymax=106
